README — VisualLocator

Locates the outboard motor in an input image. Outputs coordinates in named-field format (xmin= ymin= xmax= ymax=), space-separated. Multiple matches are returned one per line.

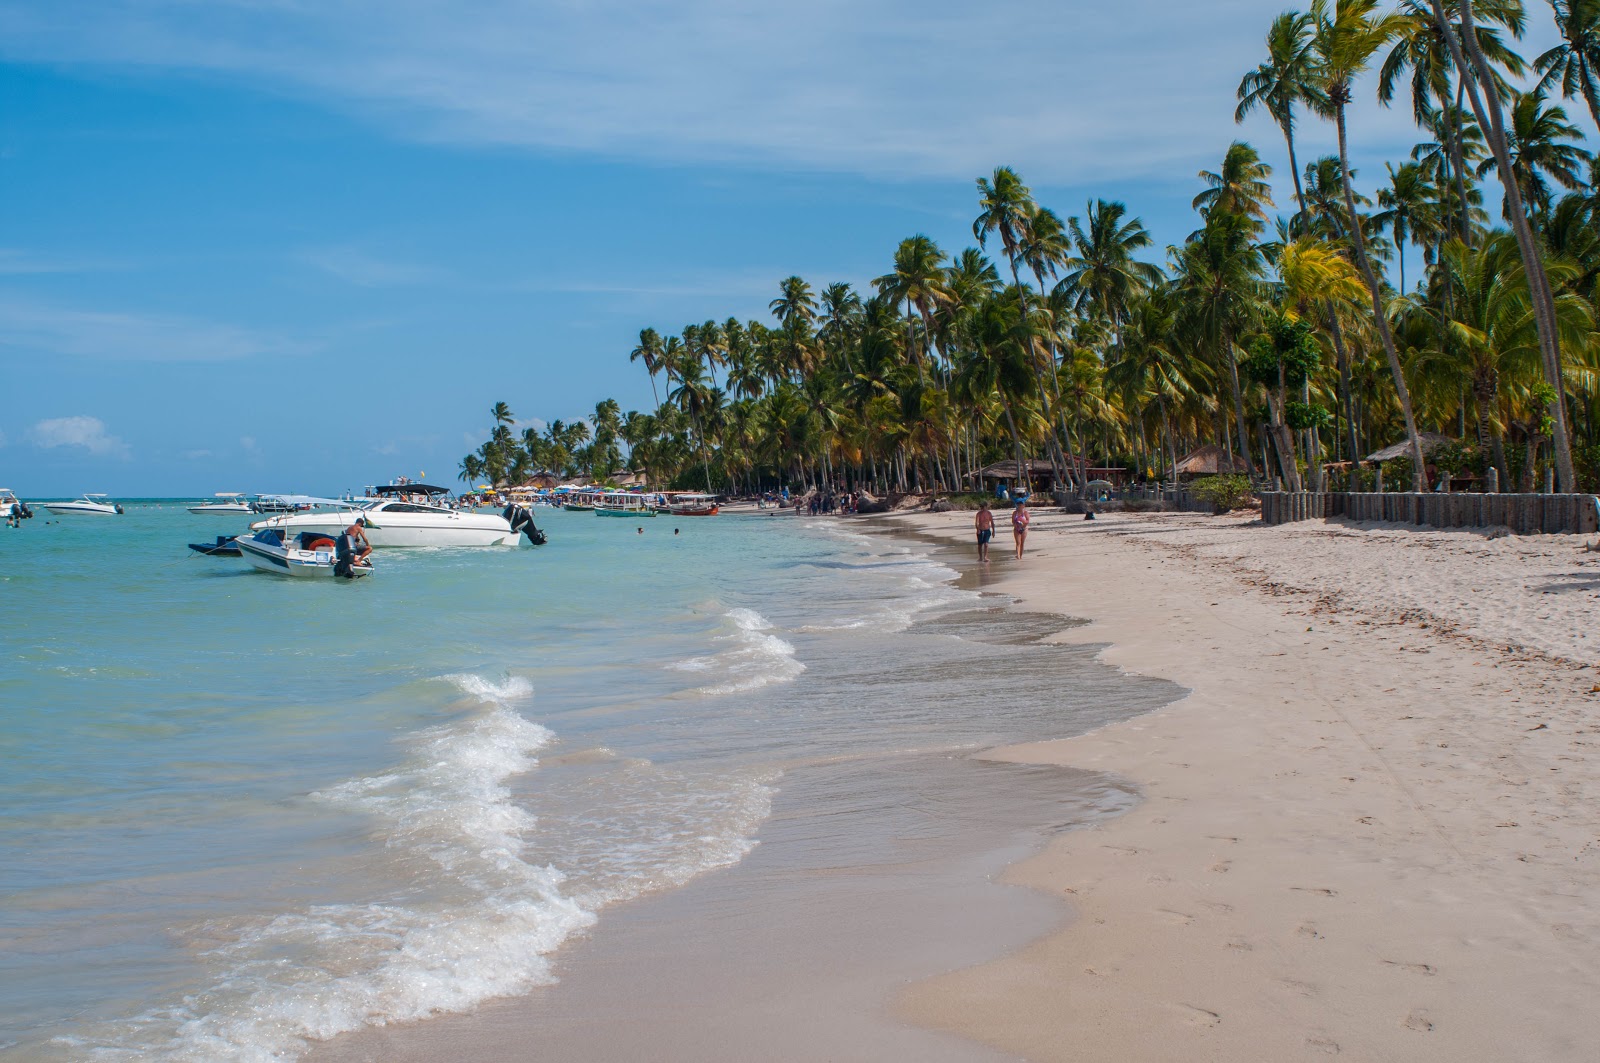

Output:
xmin=114 ymin=504 xmax=125 ymax=515
xmin=502 ymin=504 xmax=547 ymax=546
xmin=18 ymin=501 xmax=32 ymax=519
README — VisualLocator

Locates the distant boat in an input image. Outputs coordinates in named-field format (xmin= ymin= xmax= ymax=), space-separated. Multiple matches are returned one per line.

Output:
xmin=563 ymin=501 xmax=596 ymax=512
xmin=0 ymin=489 xmax=32 ymax=521
xmin=235 ymin=529 xmax=373 ymax=578
xmin=249 ymin=485 xmax=541 ymax=547
xmin=188 ymin=493 xmax=253 ymax=515
xmin=666 ymin=493 xmax=720 ymax=517
xmin=43 ymin=494 xmax=123 ymax=516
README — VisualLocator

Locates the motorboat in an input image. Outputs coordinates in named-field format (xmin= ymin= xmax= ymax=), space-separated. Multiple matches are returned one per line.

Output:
xmin=595 ymin=492 xmax=656 ymax=517
xmin=236 ymin=529 xmax=373 ymax=578
xmin=188 ymin=493 xmax=253 ymax=515
xmin=665 ymin=493 xmax=720 ymax=517
xmin=188 ymin=534 xmax=243 ymax=557
xmin=0 ymin=489 xmax=32 ymax=522
xmin=249 ymin=485 xmax=545 ymax=548
xmin=43 ymin=494 xmax=123 ymax=516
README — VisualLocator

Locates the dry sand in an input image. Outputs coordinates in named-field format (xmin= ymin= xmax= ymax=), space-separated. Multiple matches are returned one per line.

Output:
xmin=891 ymin=508 xmax=1600 ymax=1061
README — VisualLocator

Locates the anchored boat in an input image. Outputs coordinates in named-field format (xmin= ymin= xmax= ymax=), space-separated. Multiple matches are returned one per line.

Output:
xmin=42 ymin=494 xmax=123 ymax=516
xmin=235 ymin=529 xmax=373 ymax=578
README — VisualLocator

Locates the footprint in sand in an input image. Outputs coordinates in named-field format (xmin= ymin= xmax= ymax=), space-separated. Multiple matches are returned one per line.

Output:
xmin=1382 ymin=960 xmax=1437 ymax=976
xmin=1403 ymin=1008 xmax=1435 ymax=1032
xmin=1199 ymin=900 xmax=1234 ymax=914
xmin=1157 ymin=908 xmax=1195 ymax=926
xmin=1282 ymin=979 xmax=1318 ymax=998
xmin=1291 ymin=886 xmax=1338 ymax=896
xmin=1306 ymin=1034 xmax=1341 ymax=1054
xmin=1225 ymin=938 xmax=1253 ymax=952
xmin=1297 ymin=922 xmax=1324 ymax=940
xmin=1209 ymin=859 xmax=1233 ymax=873
xmin=1170 ymin=1003 xmax=1221 ymax=1027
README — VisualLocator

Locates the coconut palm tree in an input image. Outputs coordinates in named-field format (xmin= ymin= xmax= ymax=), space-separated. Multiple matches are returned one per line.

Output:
xmin=1432 ymin=0 xmax=1578 ymax=489
xmin=1477 ymin=87 xmax=1592 ymax=221
xmin=1377 ymin=160 xmax=1442 ymax=291
xmin=1057 ymin=199 xmax=1164 ymax=327
xmin=1312 ymin=0 xmax=1429 ymax=488
xmin=1193 ymin=142 xmax=1276 ymax=233
xmin=630 ymin=328 xmax=665 ymax=407
xmin=1107 ymin=289 xmax=1211 ymax=484
xmin=1537 ymin=0 xmax=1600 ymax=134
xmin=873 ymin=235 xmax=952 ymax=378
xmin=1237 ymin=11 xmax=1329 ymax=232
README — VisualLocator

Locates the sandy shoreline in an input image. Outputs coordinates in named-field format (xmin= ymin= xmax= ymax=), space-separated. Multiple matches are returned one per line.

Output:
xmin=890 ymin=509 xmax=1600 ymax=1061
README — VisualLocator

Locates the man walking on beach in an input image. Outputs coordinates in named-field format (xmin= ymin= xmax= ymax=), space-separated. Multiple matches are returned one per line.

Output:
xmin=974 ymin=500 xmax=994 ymax=563
xmin=1011 ymin=498 xmax=1030 ymax=560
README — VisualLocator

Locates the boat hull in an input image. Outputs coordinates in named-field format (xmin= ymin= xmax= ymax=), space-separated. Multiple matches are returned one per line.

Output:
xmin=595 ymin=507 xmax=656 ymax=517
xmin=187 ymin=503 xmax=252 ymax=514
xmin=42 ymin=502 xmax=121 ymax=515
xmin=248 ymin=512 xmax=520 ymax=547
xmin=236 ymin=536 xmax=372 ymax=577
xmin=668 ymin=505 xmax=720 ymax=516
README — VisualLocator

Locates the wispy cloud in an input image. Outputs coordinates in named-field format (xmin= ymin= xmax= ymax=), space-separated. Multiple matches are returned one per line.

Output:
xmin=0 ymin=247 xmax=123 ymax=274
xmin=0 ymin=296 xmax=309 ymax=361
xmin=300 ymin=245 xmax=441 ymax=287
xmin=0 ymin=0 xmax=1518 ymax=184
xmin=29 ymin=415 xmax=130 ymax=458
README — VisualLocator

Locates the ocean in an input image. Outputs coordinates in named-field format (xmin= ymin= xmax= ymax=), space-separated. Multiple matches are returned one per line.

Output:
xmin=0 ymin=504 xmax=1180 ymax=1061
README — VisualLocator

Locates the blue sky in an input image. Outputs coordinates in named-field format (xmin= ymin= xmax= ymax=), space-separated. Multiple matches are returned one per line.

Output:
xmin=0 ymin=1 xmax=1568 ymax=495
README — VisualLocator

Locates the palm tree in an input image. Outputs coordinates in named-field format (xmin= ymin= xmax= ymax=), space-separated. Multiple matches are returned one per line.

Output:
xmin=873 ymin=235 xmax=952 ymax=378
xmin=974 ymin=167 xmax=1073 ymax=493
xmin=1173 ymin=208 xmax=1266 ymax=479
xmin=1192 ymin=141 xmax=1276 ymax=232
xmin=1237 ymin=11 xmax=1328 ymax=232
xmin=1537 ymin=0 xmax=1600 ymax=134
xmin=1107 ymin=289 xmax=1211 ymax=484
xmin=1377 ymin=161 xmax=1441 ymax=292
xmin=629 ymin=328 xmax=665 ymax=408
xmin=1312 ymin=0 xmax=1429 ymax=488
xmin=1276 ymin=236 xmax=1372 ymax=464
xmin=1433 ymin=0 xmax=1578 ymax=489
xmin=770 ymin=276 xmax=818 ymax=378
xmin=1477 ymin=87 xmax=1591 ymax=221
xmin=491 ymin=401 xmax=515 ymax=427
xmin=1057 ymin=200 xmax=1164 ymax=328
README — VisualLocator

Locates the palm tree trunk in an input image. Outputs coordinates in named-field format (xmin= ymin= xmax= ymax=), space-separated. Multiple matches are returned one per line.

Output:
xmin=1222 ymin=330 xmax=1259 ymax=480
xmin=1282 ymin=115 xmax=1307 ymax=235
xmin=1007 ymin=261 xmax=1071 ymax=495
xmin=1437 ymin=0 xmax=1575 ymax=491
xmin=1334 ymin=97 xmax=1428 ymax=491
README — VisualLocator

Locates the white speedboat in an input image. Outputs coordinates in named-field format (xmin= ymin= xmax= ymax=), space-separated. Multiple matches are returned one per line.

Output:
xmin=248 ymin=485 xmax=544 ymax=547
xmin=43 ymin=493 xmax=123 ymax=516
xmin=0 ymin=489 xmax=33 ymax=522
xmin=235 ymin=529 xmax=373 ymax=578
xmin=188 ymin=493 xmax=253 ymax=515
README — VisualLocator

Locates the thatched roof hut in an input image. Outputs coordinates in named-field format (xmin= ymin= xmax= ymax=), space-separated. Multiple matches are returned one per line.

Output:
xmin=1174 ymin=444 xmax=1248 ymax=478
xmin=1365 ymin=432 xmax=1456 ymax=463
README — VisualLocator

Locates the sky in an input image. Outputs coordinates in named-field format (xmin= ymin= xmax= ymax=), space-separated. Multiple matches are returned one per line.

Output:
xmin=0 ymin=0 xmax=1571 ymax=496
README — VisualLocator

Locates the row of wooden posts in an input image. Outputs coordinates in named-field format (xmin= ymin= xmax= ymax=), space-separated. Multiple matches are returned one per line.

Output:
xmin=1259 ymin=492 xmax=1600 ymax=535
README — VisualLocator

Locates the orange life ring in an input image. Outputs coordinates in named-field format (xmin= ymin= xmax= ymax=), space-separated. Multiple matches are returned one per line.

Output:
xmin=307 ymin=537 xmax=336 ymax=551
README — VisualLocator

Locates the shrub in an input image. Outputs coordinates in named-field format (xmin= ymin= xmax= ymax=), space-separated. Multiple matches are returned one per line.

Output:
xmin=1189 ymin=475 xmax=1255 ymax=513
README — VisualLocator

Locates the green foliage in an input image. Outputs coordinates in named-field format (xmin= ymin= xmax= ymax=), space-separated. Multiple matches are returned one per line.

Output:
xmin=1429 ymin=439 xmax=1479 ymax=477
xmin=1285 ymin=401 xmax=1331 ymax=431
xmin=1242 ymin=313 xmax=1321 ymax=389
xmin=1189 ymin=475 xmax=1255 ymax=512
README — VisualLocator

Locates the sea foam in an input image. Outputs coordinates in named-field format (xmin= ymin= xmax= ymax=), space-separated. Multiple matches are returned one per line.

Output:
xmin=671 ymin=607 xmax=806 ymax=695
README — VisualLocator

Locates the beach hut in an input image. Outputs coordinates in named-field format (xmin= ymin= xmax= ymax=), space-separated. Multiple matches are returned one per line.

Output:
xmin=968 ymin=458 xmax=1132 ymax=496
xmin=1365 ymin=433 xmax=1474 ymax=490
xmin=1173 ymin=445 xmax=1248 ymax=480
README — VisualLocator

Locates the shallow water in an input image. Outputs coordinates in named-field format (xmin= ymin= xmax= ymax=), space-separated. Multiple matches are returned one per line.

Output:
xmin=0 ymin=506 xmax=1179 ymax=1061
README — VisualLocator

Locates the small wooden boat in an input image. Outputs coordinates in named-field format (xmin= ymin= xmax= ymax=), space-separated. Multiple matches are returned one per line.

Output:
xmin=188 ymin=535 xmax=242 ymax=557
xmin=666 ymin=493 xmax=720 ymax=517
xmin=235 ymin=529 xmax=373 ymax=578
xmin=562 ymin=502 xmax=595 ymax=512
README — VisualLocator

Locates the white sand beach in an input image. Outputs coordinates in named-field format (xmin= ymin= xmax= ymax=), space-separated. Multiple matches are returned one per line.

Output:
xmin=892 ymin=508 xmax=1600 ymax=1061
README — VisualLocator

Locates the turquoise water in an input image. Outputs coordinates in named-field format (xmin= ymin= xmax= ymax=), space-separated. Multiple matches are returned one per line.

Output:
xmin=0 ymin=505 xmax=1179 ymax=1061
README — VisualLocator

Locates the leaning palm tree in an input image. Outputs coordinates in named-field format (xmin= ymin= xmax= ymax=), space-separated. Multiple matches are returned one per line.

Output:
xmin=1237 ymin=12 xmax=1329 ymax=232
xmin=1312 ymin=0 xmax=1429 ymax=488
xmin=630 ymin=328 xmax=665 ymax=407
xmin=1430 ymin=0 xmax=1577 ymax=489
xmin=1537 ymin=0 xmax=1600 ymax=134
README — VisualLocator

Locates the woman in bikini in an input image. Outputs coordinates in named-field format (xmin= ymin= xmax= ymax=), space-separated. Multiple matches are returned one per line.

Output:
xmin=1011 ymin=498 xmax=1030 ymax=560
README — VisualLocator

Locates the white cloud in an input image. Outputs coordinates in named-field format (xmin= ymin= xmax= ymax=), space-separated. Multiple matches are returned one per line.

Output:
xmin=29 ymin=415 xmax=130 ymax=458
xmin=2 ymin=0 xmax=1563 ymax=185
xmin=0 ymin=296 xmax=309 ymax=361
xmin=180 ymin=448 xmax=213 ymax=460
xmin=239 ymin=436 xmax=259 ymax=453
xmin=301 ymin=245 xmax=440 ymax=286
